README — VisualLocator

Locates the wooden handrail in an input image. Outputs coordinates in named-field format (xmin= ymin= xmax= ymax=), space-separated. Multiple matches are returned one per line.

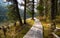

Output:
xmin=52 ymin=32 xmax=60 ymax=38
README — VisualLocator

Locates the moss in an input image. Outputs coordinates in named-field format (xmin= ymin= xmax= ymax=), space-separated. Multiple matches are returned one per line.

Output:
xmin=26 ymin=18 xmax=34 ymax=25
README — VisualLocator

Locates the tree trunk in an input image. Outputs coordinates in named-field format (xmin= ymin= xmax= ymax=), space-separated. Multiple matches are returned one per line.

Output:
xmin=13 ymin=0 xmax=23 ymax=25
xmin=32 ymin=0 xmax=34 ymax=20
xmin=40 ymin=0 xmax=44 ymax=16
xmin=45 ymin=0 xmax=51 ymax=22
xmin=24 ymin=0 xmax=26 ymax=24
xmin=51 ymin=0 xmax=57 ymax=31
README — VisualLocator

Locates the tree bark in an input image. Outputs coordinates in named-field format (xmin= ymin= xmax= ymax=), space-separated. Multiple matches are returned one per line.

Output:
xmin=32 ymin=0 xmax=34 ymax=20
xmin=51 ymin=0 xmax=58 ymax=31
xmin=13 ymin=0 xmax=23 ymax=25
xmin=40 ymin=0 xmax=44 ymax=16
xmin=24 ymin=0 xmax=26 ymax=24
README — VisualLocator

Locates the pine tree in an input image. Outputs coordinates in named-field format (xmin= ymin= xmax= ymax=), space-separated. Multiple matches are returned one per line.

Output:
xmin=24 ymin=0 xmax=26 ymax=24
xmin=51 ymin=0 xmax=58 ymax=31
xmin=32 ymin=0 xmax=34 ymax=20
xmin=7 ymin=0 xmax=23 ymax=25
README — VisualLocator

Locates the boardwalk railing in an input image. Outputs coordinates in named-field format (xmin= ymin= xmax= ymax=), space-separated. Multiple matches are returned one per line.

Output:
xmin=52 ymin=27 xmax=60 ymax=38
xmin=52 ymin=32 xmax=60 ymax=38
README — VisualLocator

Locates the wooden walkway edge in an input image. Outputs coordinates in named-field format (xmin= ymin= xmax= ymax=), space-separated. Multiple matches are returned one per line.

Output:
xmin=23 ymin=18 xmax=43 ymax=38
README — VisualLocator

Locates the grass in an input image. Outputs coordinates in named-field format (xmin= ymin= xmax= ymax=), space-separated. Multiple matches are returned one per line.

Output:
xmin=56 ymin=24 xmax=60 ymax=28
xmin=41 ymin=21 xmax=60 ymax=38
xmin=36 ymin=16 xmax=52 ymax=38
xmin=41 ymin=21 xmax=51 ymax=38
xmin=15 ymin=18 xmax=34 ymax=38
xmin=54 ymin=23 xmax=60 ymax=37
xmin=15 ymin=25 xmax=31 ymax=38
xmin=0 ymin=18 xmax=34 ymax=38
xmin=26 ymin=18 xmax=34 ymax=25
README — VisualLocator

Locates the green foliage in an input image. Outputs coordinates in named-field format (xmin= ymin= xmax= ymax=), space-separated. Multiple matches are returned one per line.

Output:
xmin=26 ymin=9 xmax=32 ymax=16
xmin=7 ymin=4 xmax=19 ymax=22
xmin=0 ymin=4 xmax=7 ymax=22
xmin=36 ymin=5 xmax=44 ymax=11
xmin=36 ymin=5 xmax=44 ymax=16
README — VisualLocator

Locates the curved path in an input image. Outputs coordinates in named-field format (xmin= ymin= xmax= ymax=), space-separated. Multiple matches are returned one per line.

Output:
xmin=23 ymin=18 xmax=43 ymax=38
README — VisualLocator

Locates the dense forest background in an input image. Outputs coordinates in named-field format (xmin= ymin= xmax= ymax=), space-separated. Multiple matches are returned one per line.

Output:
xmin=0 ymin=0 xmax=36 ymax=23
xmin=0 ymin=0 xmax=60 ymax=38
xmin=0 ymin=0 xmax=7 ymax=22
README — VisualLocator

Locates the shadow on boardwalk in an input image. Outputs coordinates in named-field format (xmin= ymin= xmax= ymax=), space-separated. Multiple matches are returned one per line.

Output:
xmin=23 ymin=18 xmax=43 ymax=38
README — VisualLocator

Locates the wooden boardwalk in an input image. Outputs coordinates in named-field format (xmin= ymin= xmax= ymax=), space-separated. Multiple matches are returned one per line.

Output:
xmin=23 ymin=18 xmax=43 ymax=38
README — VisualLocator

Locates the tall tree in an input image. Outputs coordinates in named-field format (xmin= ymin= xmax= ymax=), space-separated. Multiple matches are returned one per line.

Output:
xmin=13 ymin=0 xmax=23 ymax=25
xmin=45 ymin=0 xmax=48 ymax=19
xmin=40 ymin=0 xmax=44 ymax=16
xmin=24 ymin=0 xmax=26 ymax=24
xmin=55 ymin=0 xmax=60 ymax=16
xmin=45 ymin=0 xmax=51 ymax=22
xmin=32 ymin=0 xmax=34 ymax=20
xmin=7 ymin=5 xmax=20 ymax=22
xmin=7 ymin=0 xmax=23 ymax=25
xmin=51 ymin=0 xmax=58 ymax=31
xmin=25 ymin=0 xmax=33 ymax=18
xmin=36 ymin=0 xmax=44 ymax=17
